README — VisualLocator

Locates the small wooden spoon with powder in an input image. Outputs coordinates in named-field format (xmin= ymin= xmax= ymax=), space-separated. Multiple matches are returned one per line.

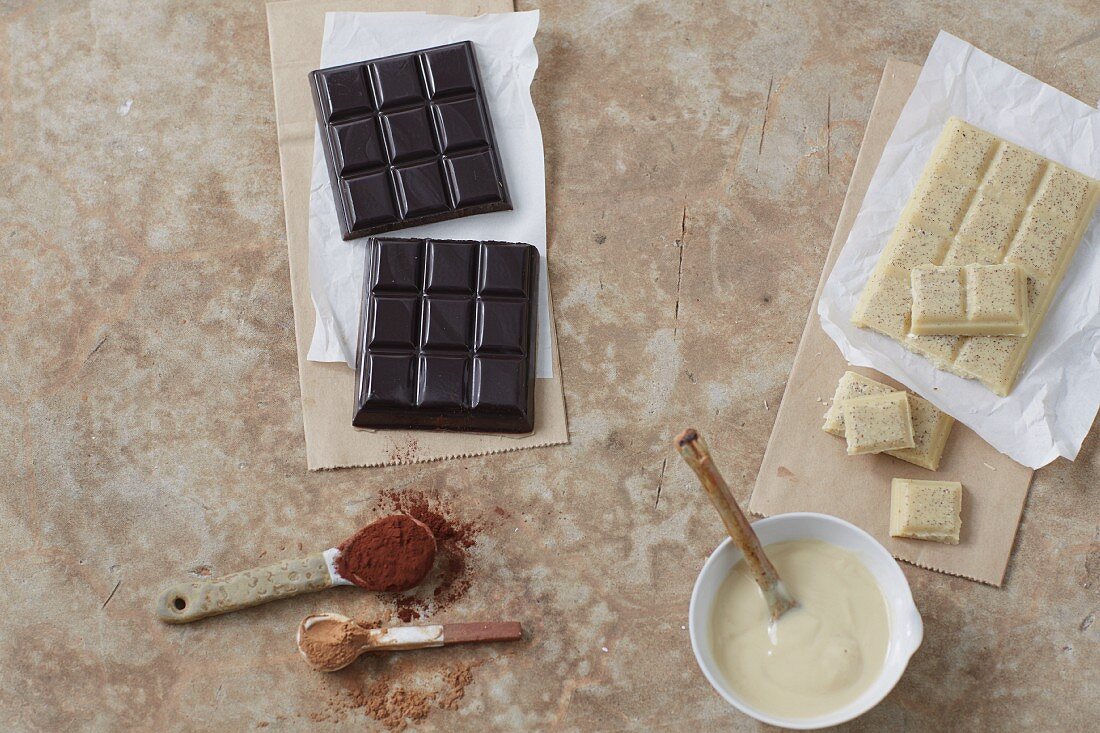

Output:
xmin=676 ymin=428 xmax=798 ymax=621
xmin=155 ymin=514 xmax=436 ymax=624
xmin=297 ymin=612 xmax=524 ymax=672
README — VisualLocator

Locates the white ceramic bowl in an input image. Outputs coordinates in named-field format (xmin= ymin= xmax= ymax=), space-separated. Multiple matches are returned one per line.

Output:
xmin=688 ymin=512 xmax=923 ymax=730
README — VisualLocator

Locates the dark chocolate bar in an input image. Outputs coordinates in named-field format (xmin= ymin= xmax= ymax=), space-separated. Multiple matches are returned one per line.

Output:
xmin=310 ymin=42 xmax=511 ymax=240
xmin=354 ymin=237 xmax=539 ymax=433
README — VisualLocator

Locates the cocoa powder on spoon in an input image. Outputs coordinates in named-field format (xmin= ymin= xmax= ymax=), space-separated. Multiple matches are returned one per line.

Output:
xmin=335 ymin=514 xmax=437 ymax=593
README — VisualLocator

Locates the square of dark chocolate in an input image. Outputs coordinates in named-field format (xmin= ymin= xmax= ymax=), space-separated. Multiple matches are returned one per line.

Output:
xmin=343 ymin=173 xmax=399 ymax=230
xmin=422 ymin=298 xmax=473 ymax=351
xmin=394 ymin=161 xmax=450 ymax=218
xmin=332 ymin=119 xmax=385 ymax=174
xmin=445 ymin=151 xmax=506 ymax=208
xmin=381 ymin=108 xmax=437 ymax=164
xmin=432 ymin=98 xmax=488 ymax=152
xmin=424 ymin=240 xmax=478 ymax=294
xmin=367 ymin=297 xmax=420 ymax=350
xmin=472 ymin=357 xmax=528 ymax=417
xmin=479 ymin=242 xmax=532 ymax=296
xmin=417 ymin=355 xmax=470 ymax=409
xmin=354 ymin=237 xmax=539 ymax=433
xmin=475 ymin=300 xmax=529 ymax=354
xmin=369 ymin=56 xmax=426 ymax=110
xmin=310 ymin=41 xmax=511 ymax=240
xmin=370 ymin=237 xmax=424 ymax=292
xmin=360 ymin=354 xmax=416 ymax=407
xmin=422 ymin=45 xmax=477 ymax=97
xmin=316 ymin=67 xmax=373 ymax=120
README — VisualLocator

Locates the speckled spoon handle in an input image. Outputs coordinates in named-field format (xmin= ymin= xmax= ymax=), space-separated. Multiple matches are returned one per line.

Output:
xmin=155 ymin=550 xmax=343 ymax=624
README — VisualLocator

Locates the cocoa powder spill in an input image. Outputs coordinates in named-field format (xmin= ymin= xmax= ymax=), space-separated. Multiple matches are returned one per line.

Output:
xmin=314 ymin=662 xmax=481 ymax=730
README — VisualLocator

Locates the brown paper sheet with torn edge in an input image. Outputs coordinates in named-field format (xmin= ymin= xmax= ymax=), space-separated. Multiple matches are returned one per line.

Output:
xmin=749 ymin=59 xmax=1033 ymax=587
xmin=266 ymin=0 xmax=569 ymax=470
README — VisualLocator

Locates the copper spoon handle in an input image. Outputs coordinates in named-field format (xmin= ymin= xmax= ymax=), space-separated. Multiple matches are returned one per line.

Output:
xmin=299 ymin=613 xmax=524 ymax=672
xmin=675 ymin=429 xmax=797 ymax=621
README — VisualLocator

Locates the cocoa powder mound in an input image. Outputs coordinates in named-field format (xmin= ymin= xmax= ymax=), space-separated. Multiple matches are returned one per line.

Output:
xmin=298 ymin=616 xmax=364 ymax=671
xmin=335 ymin=514 xmax=437 ymax=592
xmin=378 ymin=489 xmax=481 ymax=617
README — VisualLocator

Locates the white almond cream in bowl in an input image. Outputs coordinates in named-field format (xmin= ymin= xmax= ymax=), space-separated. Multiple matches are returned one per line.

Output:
xmin=689 ymin=512 xmax=922 ymax=729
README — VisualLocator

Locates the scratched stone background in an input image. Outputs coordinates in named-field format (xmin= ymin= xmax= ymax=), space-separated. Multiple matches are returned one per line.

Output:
xmin=1 ymin=1 xmax=1098 ymax=730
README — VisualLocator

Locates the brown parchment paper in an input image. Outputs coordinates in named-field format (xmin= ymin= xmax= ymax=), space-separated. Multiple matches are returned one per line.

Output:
xmin=265 ymin=0 xmax=569 ymax=470
xmin=749 ymin=59 xmax=1033 ymax=587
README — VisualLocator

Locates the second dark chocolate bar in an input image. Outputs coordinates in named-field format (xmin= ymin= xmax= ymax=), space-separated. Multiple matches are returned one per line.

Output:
xmin=310 ymin=41 xmax=511 ymax=240
xmin=353 ymin=237 xmax=539 ymax=433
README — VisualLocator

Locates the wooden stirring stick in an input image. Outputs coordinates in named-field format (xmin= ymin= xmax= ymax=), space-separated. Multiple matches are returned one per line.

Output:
xmin=675 ymin=428 xmax=798 ymax=621
xmin=297 ymin=612 xmax=524 ymax=672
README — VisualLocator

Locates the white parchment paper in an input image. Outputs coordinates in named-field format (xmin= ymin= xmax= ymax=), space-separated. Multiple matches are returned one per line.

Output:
xmin=819 ymin=32 xmax=1100 ymax=469
xmin=307 ymin=11 xmax=553 ymax=378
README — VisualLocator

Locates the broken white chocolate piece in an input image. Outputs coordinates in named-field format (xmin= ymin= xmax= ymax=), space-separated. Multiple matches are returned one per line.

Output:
xmin=909 ymin=263 xmax=1028 ymax=336
xmin=823 ymin=371 xmax=954 ymax=471
xmin=853 ymin=117 xmax=1100 ymax=395
xmin=840 ymin=392 xmax=915 ymax=455
xmin=822 ymin=371 xmax=893 ymax=436
xmin=889 ymin=478 xmax=962 ymax=544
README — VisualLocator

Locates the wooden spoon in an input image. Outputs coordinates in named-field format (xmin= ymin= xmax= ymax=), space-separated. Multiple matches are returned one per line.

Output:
xmin=155 ymin=514 xmax=436 ymax=624
xmin=675 ymin=428 xmax=798 ymax=621
xmin=297 ymin=612 xmax=524 ymax=672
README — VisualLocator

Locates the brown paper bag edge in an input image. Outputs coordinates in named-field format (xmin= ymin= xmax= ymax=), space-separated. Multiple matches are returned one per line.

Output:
xmin=265 ymin=0 xmax=570 ymax=470
xmin=749 ymin=58 xmax=1033 ymax=586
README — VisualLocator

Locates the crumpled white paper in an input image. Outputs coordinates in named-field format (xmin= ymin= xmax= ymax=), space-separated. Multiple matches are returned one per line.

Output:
xmin=307 ymin=11 xmax=553 ymax=378
xmin=819 ymin=32 xmax=1100 ymax=469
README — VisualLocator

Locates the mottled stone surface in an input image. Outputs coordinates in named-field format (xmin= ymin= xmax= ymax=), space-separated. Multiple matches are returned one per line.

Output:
xmin=1 ymin=1 xmax=1098 ymax=730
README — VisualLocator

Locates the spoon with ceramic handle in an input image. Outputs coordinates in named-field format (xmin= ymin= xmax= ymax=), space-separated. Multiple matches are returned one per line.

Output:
xmin=675 ymin=428 xmax=798 ymax=622
xmin=297 ymin=612 xmax=525 ymax=672
xmin=155 ymin=514 xmax=436 ymax=624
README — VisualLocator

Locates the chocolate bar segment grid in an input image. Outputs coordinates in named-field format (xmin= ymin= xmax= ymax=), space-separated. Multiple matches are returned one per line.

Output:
xmin=310 ymin=42 xmax=511 ymax=240
xmin=354 ymin=238 xmax=539 ymax=433
xmin=853 ymin=117 xmax=1100 ymax=395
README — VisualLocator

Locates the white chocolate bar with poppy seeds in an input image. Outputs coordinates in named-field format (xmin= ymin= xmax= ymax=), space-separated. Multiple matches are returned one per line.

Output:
xmin=889 ymin=478 xmax=963 ymax=545
xmin=852 ymin=117 xmax=1100 ymax=395
xmin=909 ymin=263 xmax=1028 ymax=336
xmin=823 ymin=371 xmax=954 ymax=471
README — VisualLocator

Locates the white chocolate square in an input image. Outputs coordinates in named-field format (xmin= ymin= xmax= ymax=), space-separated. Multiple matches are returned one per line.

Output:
xmin=956 ymin=193 xmax=1021 ymax=254
xmin=887 ymin=395 xmax=955 ymax=471
xmin=852 ymin=274 xmax=912 ymax=339
xmin=822 ymin=371 xmax=893 ymax=436
xmin=982 ymin=142 xmax=1045 ymax=204
xmin=1004 ymin=213 xmax=1071 ymax=279
xmin=841 ymin=392 xmax=915 ymax=455
xmin=890 ymin=478 xmax=962 ymax=544
xmin=931 ymin=117 xmax=997 ymax=181
xmin=909 ymin=174 xmax=976 ymax=236
xmin=952 ymin=335 xmax=1019 ymax=392
xmin=967 ymin=264 xmax=1027 ymax=330
xmin=880 ymin=223 xmax=951 ymax=272
xmin=910 ymin=266 xmax=966 ymax=325
xmin=905 ymin=333 xmax=960 ymax=369
xmin=1031 ymin=165 xmax=1094 ymax=224
xmin=941 ymin=237 xmax=1001 ymax=267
